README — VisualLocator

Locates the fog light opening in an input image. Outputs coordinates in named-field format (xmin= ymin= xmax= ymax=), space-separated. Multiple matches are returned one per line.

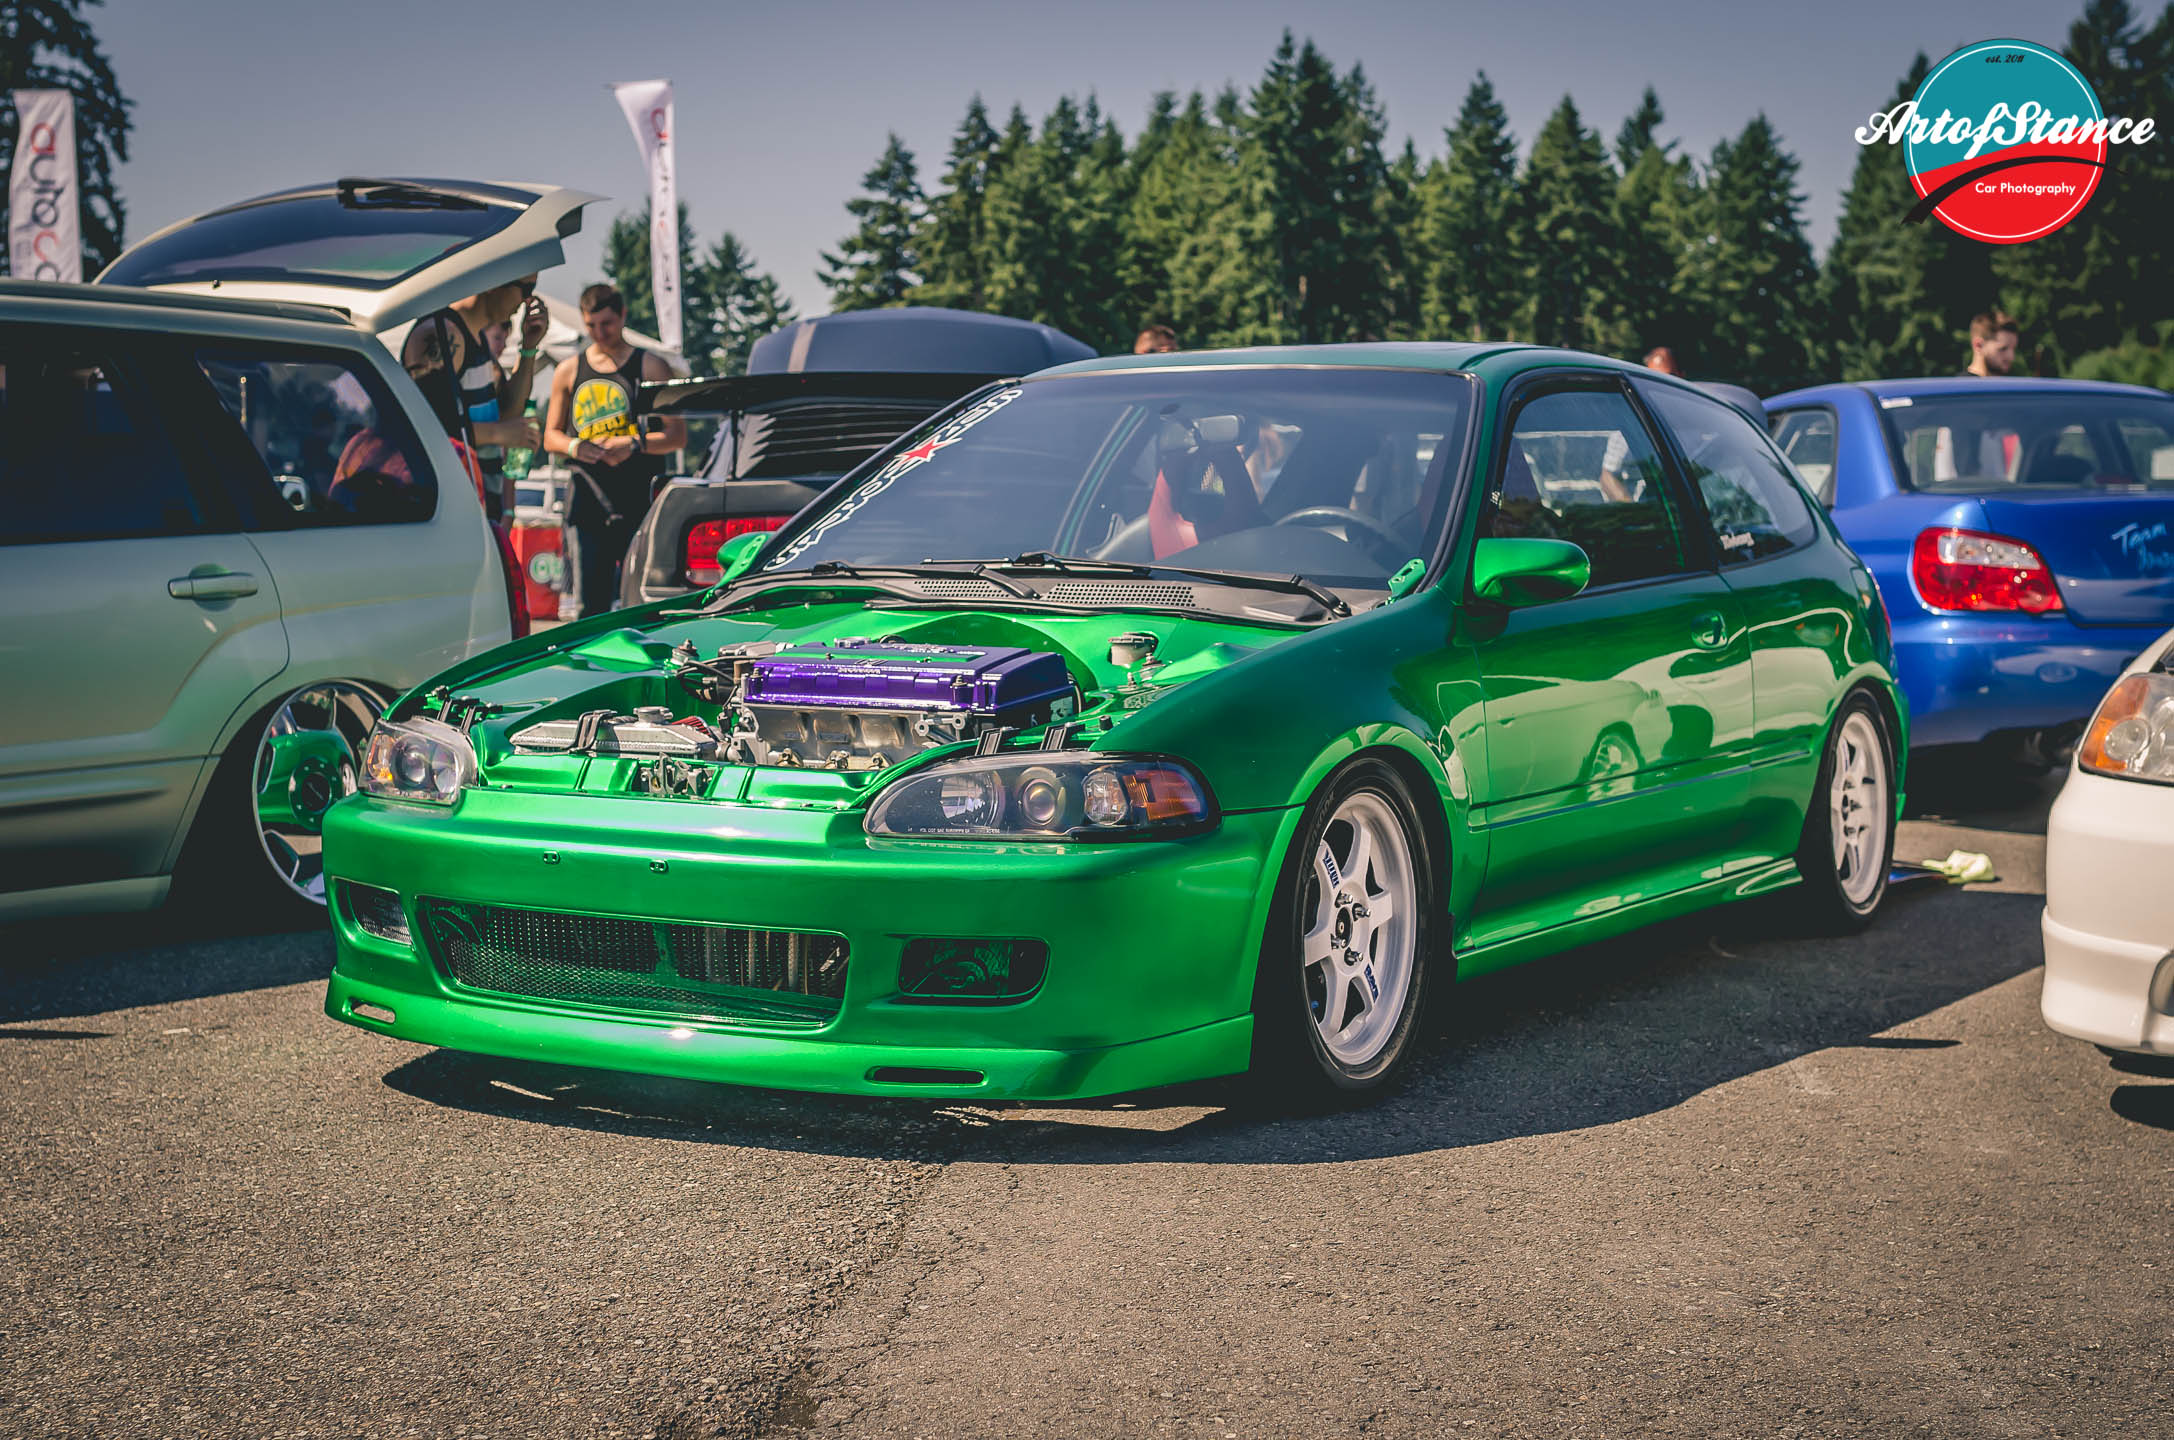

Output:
xmin=898 ymin=937 xmax=1049 ymax=1004
xmin=349 ymin=1000 xmax=396 ymax=1025
xmin=338 ymin=881 xmax=412 ymax=947
xmin=867 ymin=1066 xmax=986 ymax=1086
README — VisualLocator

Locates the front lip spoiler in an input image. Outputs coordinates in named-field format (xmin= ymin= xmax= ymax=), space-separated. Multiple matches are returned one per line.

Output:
xmin=326 ymin=969 xmax=1254 ymax=1102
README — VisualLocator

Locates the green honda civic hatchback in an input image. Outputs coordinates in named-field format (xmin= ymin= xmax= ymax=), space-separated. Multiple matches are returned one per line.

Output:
xmin=322 ymin=343 xmax=1904 ymax=1102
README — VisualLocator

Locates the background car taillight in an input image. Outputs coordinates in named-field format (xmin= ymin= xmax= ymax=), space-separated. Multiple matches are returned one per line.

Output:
xmin=1910 ymin=527 xmax=2064 ymax=613
xmin=685 ymin=514 xmax=789 ymax=584
xmin=2078 ymin=671 xmax=2174 ymax=783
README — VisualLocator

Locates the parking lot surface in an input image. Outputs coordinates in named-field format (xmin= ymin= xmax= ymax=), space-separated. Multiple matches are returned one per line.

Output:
xmin=5 ymin=769 xmax=2169 ymax=1438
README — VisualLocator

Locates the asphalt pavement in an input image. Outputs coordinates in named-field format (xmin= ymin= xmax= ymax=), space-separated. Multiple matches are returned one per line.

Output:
xmin=4 ymin=766 xmax=2169 ymax=1439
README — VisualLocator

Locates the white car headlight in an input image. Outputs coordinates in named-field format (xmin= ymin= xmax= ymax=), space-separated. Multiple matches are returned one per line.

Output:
xmin=865 ymin=754 xmax=1215 ymax=840
xmin=2079 ymin=671 xmax=2174 ymax=783
xmin=361 ymin=717 xmax=477 ymax=805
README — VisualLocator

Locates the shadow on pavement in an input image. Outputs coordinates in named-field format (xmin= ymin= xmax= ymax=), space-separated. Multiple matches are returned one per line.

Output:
xmin=2110 ymin=1084 xmax=2174 ymax=1131
xmin=381 ymin=1048 xmax=988 ymax=1160
xmin=0 ymin=910 xmax=333 ymax=1022
xmin=1903 ymin=756 xmax=2064 ymax=833
xmin=382 ymin=881 xmax=2044 ymax=1166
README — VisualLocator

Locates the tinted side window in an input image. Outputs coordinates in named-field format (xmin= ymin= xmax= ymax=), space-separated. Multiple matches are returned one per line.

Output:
xmin=0 ymin=338 xmax=206 ymax=545
xmin=1769 ymin=407 xmax=1838 ymax=505
xmin=197 ymin=348 xmax=436 ymax=526
xmin=1487 ymin=386 xmax=1686 ymax=587
xmin=1644 ymin=383 xmax=1817 ymax=564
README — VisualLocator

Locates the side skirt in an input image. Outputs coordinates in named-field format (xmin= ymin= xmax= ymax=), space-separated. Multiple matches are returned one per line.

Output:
xmin=1453 ymin=856 xmax=1802 ymax=980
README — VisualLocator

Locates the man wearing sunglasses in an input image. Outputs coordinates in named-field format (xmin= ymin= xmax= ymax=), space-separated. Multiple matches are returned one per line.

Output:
xmin=399 ymin=272 xmax=548 ymax=523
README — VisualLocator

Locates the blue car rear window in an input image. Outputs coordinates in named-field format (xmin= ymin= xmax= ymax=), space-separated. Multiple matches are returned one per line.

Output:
xmin=1878 ymin=391 xmax=2174 ymax=493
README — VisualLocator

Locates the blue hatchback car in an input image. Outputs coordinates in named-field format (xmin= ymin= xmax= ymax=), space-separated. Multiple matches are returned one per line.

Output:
xmin=1764 ymin=379 xmax=2174 ymax=760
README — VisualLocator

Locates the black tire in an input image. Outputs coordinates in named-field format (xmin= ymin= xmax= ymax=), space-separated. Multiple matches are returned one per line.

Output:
xmin=1248 ymin=757 xmax=1438 ymax=1105
xmin=1793 ymin=692 xmax=1896 ymax=934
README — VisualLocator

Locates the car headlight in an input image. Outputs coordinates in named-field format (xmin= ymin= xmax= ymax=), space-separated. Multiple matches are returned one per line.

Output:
xmin=2079 ymin=672 xmax=2174 ymax=783
xmin=360 ymin=717 xmax=477 ymax=805
xmin=865 ymin=754 xmax=1215 ymax=840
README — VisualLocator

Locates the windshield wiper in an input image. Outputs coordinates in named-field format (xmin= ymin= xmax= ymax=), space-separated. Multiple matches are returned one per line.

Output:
xmin=810 ymin=559 xmax=1041 ymax=598
xmin=989 ymin=553 xmax=1351 ymax=618
xmin=335 ymin=177 xmax=487 ymax=211
xmin=695 ymin=560 xmax=1041 ymax=614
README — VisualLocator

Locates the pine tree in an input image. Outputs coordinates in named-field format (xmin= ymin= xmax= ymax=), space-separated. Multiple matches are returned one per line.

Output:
xmin=688 ymin=232 xmax=797 ymax=377
xmin=1069 ymin=98 xmax=1134 ymax=350
xmin=1686 ymin=115 xmax=1820 ymax=392
xmin=1609 ymin=89 xmax=1699 ymax=361
xmin=1993 ymin=0 xmax=2174 ymax=374
xmin=1378 ymin=139 xmax=1428 ymax=340
xmin=1513 ymin=96 xmax=1616 ymax=350
xmin=912 ymin=97 xmax=1000 ymax=310
xmin=1613 ymin=86 xmax=1667 ymax=171
xmin=818 ymin=133 xmax=923 ymax=310
xmin=1239 ymin=33 xmax=1392 ymax=343
xmin=1422 ymin=74 xmax=1521 ymax=341
xmin=0 ymin=0 xmax=131 ymax=271
xmin=1122 ymin=89 xmax=1249 ymax=347
xmin=1822 ymin=55 xmax=1998 ymax=379
xmin=981 ymin=100 xmax=1082 ymax=332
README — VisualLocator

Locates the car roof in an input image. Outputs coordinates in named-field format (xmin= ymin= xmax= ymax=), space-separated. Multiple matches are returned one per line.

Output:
xmin=1768 ymin=375 xmax=2171 ymax=406
xmin=1032 ymin=340 xmax=1586 ymax=378
xmin=749 ymin=306 xmax=1094 ymax=375
xmin=0 ymin=276 xmax=369 ymax=337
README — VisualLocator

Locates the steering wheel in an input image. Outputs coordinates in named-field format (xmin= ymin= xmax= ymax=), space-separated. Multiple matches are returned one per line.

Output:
xmin=1274 ymin=505 xmax=1409 ymax=563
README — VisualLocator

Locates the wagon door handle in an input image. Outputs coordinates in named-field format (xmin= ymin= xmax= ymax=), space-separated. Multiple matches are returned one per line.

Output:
xmin=168 ymin=571 xmax=259 ymax=600
xmin=1690 ymin=611 xmax=1730 ymax=649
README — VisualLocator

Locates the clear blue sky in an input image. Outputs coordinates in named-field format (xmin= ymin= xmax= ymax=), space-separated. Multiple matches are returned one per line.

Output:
xmin=101 ymin=0 xmax=2077 ymax=320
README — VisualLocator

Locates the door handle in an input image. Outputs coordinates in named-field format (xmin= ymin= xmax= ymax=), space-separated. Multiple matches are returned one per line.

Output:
xmin=1690 ymin=610 xmax=1730 ymax=649
xmin=168 ymin=571 xmax=259 ymax=600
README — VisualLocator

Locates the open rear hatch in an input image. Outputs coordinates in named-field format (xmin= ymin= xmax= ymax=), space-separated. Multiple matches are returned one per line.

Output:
xmin=1978 ymin=493 xmax=2174 ymax=625
xmin=96 ymin=178 xmax=599 ymax=333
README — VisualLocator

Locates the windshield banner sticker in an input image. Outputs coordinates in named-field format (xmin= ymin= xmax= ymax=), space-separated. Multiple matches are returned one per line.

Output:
xmin=766 ymin=387 xmax=1023 ymax=570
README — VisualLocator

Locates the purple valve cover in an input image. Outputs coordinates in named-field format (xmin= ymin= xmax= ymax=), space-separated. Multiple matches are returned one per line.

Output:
xmin=742 ymin=640 xmax=1072 ymax=715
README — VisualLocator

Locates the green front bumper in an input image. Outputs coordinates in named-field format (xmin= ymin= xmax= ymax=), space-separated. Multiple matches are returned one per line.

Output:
xmin=322 ymin=787 xmax=1294 ymax=1101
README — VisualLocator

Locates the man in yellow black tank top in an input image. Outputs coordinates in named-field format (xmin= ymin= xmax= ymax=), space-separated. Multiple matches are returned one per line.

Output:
xmin=544 ymin=283 xmax=687 ymax=617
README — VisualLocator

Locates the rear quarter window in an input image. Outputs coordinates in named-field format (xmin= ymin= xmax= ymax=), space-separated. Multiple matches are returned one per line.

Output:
xmin=1768 ymin=407 xmax=1838 ymax=505
xmin=197 ymin=346 xmax=438 ymax=526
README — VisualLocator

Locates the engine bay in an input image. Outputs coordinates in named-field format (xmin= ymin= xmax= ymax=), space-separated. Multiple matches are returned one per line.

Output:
xmin=508 ymin=637 xmax=1082 ymax=775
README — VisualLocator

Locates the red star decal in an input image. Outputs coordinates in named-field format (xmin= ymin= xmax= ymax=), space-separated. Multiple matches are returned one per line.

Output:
xmin=896 ymin=433 xmax=953 ymax=465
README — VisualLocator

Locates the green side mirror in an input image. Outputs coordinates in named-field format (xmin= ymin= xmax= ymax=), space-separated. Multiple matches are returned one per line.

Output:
xmin=1470 ymin=538 xmax=1591 ymax=607
xmin=715 ymin=529 xmax=770 ymax=586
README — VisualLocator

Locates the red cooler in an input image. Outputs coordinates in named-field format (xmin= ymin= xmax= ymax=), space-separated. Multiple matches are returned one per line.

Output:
xmin=511 ymin=516 xmax=566 ymax=621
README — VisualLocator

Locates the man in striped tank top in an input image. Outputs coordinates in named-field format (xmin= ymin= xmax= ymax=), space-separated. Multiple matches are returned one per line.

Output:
xmin=400 ymin=275 xmax=549 ymax=523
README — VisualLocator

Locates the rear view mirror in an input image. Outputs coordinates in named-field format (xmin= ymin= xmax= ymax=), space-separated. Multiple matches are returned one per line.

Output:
xmin=1470 ymin=538 xmax=1590 ymax=607
xmin=1158 ymin=413 xmax=1245 ymax=454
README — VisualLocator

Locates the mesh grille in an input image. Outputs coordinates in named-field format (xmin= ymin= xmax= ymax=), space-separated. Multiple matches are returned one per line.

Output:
xmin=908 ymin=577 xmax=1009 ymax=599
xmin=417 ymin=899 xmax=848 ymax=1026
xmin=1042 ymin=580 xmax=1198 ymax=607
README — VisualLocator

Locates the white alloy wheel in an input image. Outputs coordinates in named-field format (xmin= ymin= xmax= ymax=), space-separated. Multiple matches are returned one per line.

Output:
xmin=1829 ymin=709 xmax=1888 ymax=908
xmin=1301 ymin=791 xmax=1419 ymax=1068
xmin=250 ymin=681 xmax=384 ymax=905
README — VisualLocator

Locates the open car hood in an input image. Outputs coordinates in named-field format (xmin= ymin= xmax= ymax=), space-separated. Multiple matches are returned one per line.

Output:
xmin=96 ymin=178 xmax=601 ymax=333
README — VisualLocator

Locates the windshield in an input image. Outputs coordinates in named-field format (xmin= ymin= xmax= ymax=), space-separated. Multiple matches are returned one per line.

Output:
xmin=101 ymin=187 xmax=524 ymax=290
xmin=1881 ymin=390 xmax=2174 ymax=493
xmin=759 ymin=368 xmax=1475 ymax=590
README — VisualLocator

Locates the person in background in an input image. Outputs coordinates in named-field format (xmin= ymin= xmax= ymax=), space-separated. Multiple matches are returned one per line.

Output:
xmin=1965 ymin=312 xmax=2019 ymax=377
xmin=544 ymin=283 xmax=687 ymax=618
xmin=400 ymin=276 xmax=547 ymax=522
xmin=1642 ymin=346 xmax=1682 ymax=376
xmin=1134 ymin=324 xmax=1180 ymax=355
